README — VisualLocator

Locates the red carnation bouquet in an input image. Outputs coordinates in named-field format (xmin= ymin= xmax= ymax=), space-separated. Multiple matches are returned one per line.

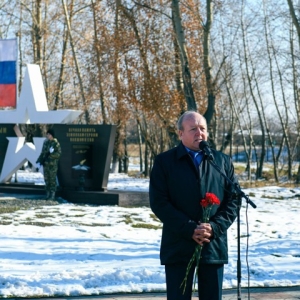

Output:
xmin=180 ymin=192 xmax=220 ymax=294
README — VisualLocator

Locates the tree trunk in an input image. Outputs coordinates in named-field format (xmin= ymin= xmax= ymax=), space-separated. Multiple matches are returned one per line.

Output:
xmin=203 ymin=0 xmax=215 ymax=127
xmin=171 ymin=0 xmax=197 ymax=111
xmin=91 ymin=0 xmax=108 ymax=124
xmin=137 ymin=121 xmax=144 ymax=173
xmin=290 ymin=24 xmax=300 ymax=183
xmin=241 ymin=0 xmax=265 ymax=179
xmin=62 ymin=0 xmax=90 ymax=123
xmin=286 ymin=0 xmax=300 ymax=48
xmin=54 ymin=23 xmax=68 ymax=109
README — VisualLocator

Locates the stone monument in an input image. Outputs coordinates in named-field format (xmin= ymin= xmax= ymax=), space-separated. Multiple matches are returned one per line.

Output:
xmin=0 ymin=64 xmax=120 ymax=204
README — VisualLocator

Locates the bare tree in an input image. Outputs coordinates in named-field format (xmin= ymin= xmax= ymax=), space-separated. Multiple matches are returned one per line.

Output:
xmin=61 ymin=0 xmax=90 ymax=123
xmin=202 ymin=0 xmax=216 ymax=128
xmin=90 ymin=0 xmax=109 ymax=124
xmin=171 ymin=0 xmax=197 ymax=111
xmin=286 ymin=0 xmax=300 ymax=48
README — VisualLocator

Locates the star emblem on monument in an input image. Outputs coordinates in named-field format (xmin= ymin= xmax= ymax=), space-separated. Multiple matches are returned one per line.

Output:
xmin=0 ymin=64 xmax=82 ymax=124
xmin=0 ymin=64 xmax=82 ymax=182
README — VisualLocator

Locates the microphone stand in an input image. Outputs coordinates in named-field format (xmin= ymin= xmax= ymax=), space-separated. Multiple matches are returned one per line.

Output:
xmin=204 ymin=155 xmax=256 ymax=300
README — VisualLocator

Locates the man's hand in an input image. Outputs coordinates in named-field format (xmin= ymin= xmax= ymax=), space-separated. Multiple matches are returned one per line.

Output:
xmin=192 ymin=223 xmax=213 ymax=246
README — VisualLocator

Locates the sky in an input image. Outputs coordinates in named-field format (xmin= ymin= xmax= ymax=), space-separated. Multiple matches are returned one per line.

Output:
xmin=0 ymin=169 xmax=299 ymax=297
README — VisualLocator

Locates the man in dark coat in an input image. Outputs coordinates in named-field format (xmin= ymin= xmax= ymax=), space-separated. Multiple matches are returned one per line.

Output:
xmin=149 ymin=111 xmax=239 ymax=300
xmin=36 ymin=128 xmax=61 ymax=200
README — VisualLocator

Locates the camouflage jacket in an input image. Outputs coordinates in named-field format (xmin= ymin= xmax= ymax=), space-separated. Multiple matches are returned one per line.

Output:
xmin=36 ymin=138 xmax=61 ymax=166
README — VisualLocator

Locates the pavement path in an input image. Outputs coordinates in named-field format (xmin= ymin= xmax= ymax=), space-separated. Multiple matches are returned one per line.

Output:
xmin=6 ymin=286 xmax=300 ymax=300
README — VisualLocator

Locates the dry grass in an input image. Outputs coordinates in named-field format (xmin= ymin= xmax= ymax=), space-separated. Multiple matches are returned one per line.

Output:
xmin=232 ymin=162 xmax=300 ymax=188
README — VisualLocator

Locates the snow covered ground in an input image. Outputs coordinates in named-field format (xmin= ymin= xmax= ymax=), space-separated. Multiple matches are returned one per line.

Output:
xmin=0 ymin=170 xmax=299 ymax=297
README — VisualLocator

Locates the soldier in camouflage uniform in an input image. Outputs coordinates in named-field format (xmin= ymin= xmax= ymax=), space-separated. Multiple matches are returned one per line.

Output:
xmin=36 ymin=129 xmax=61 ymax=200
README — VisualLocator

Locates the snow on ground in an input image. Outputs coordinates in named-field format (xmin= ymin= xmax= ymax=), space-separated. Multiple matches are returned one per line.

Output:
xmin=0 ymin=170 xmax=299 ymax=297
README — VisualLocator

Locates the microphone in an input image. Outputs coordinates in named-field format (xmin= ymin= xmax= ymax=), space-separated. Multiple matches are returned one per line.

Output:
xmin=199 ymin=141 xmax=214 ymax=161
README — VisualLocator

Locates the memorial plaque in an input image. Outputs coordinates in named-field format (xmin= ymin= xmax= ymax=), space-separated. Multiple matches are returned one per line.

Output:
xmin=53 ymin=124 xmax=116 ymax=191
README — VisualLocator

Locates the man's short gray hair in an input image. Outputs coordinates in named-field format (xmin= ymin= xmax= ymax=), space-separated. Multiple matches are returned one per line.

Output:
xmin=177 ymin=111 xmax=205 ymax=131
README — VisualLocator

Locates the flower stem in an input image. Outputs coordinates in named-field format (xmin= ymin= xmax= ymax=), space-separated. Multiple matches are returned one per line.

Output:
xmin=180 ymin=245 xmax=203 ymax=294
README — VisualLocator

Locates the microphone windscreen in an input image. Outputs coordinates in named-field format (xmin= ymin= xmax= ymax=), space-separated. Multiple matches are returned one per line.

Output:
xmin=199 ymin=141 xmax=209 ymax=150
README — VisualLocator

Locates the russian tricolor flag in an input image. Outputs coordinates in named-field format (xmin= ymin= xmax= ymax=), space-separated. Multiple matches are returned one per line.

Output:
xmin=0 ymin=38 xmax=17 ymax=107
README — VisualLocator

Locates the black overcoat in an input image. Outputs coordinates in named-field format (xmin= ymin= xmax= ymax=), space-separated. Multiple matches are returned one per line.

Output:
xmin=149 ymin=142 xmax=239 ymax=265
